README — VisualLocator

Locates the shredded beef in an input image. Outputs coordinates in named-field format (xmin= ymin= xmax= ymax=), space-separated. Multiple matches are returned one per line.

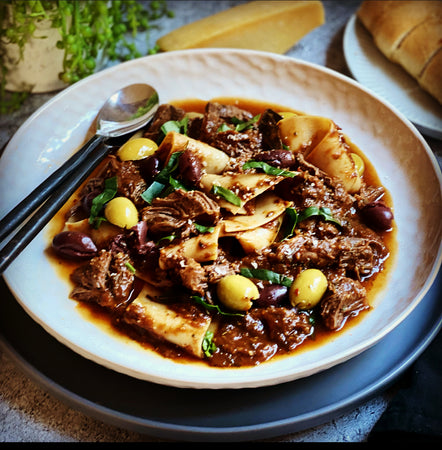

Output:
xmin=104 ymin=158 xmax=147 ymax=207
xmin=272 ymin=234 xmax=386 ymax=279
xmin=198 ymin=102 xmax=262 ymax=157
xmin=211 ymin=307 xmax=313 ymax=367
xmin=70 ymin=250 xmax=134 ymax=311
xmin=143 ymin=103 xmax=186 ymax=143
xmin=141 ymin=189 xmax=220 ymax=237
xmin=320 ymin=276 xmax=368 ymax=330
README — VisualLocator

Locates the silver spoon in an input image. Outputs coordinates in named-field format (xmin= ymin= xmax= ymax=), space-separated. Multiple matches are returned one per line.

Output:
xmin=0 ymin=83 xmax=159 ymax=271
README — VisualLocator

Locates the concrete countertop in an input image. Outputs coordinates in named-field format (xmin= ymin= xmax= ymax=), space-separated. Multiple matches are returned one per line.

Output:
xmin=0 ymin=0 xmax=440 ymax=443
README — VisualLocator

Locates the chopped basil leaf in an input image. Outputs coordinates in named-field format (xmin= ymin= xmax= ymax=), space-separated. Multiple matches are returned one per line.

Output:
xmin=202 ymin=330 xmax=217 ymax=357
xmin=231 ymin=114 xmax=260 ymax=132
xmin=211 ymin=185 xmax=241 ymax=206
xmin=242 ymin=160 xmax=298 ymax=177
xmin=240 ymin=268 xmax=293 ymax=288
xmin=125 ymin=261 xmax=136 ymax=274
xmin=168 ymin=176 xmax=188 ymax=191
xmin=156 ymin=234 xmax=175 ymax=245
xmin=141 ymin=151 xmax=185 ymax=203
xmin=141 ymin=180 xmax=165 ymax=204
xmin=195 ymin=223 xmax=215 ymax=234
xmin=192 ymin=295 xmax=245 ymax=317
xmin=161 ymin=116 xmax=189 ymax=136
xmin=298 ymin=206 xmax=341 ymax=227
xmin=88 ymin=176 xmax=118 ymax=228
xmin=281 ymin=205 xmax=341 ymax=240
xmin=217 ymin=123 xmax=231 ymax=132
xmin=281 ymin=207 xmax=299 ymax=240
xmin=155 ymin=151 xmax=183 ymax=184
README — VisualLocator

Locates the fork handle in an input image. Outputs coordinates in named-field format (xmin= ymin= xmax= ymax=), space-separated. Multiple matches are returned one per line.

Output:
xmin=0 ymin=134 xmax=104 ymax=243
xmin=0 ymin=139 xmax=110 ymax=274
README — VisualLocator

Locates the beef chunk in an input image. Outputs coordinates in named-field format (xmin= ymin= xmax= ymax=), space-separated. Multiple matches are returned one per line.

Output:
xmin=258 ymin=109 xmax=283 ymax=150
xmin=210 ymin=307 xmax=313 ymax=367
xmin=320 ymin=276 xmax=368 ymax=330
xmin=272 ymin=234 xmax=387 ymax=279
xmin=70 ymin=250 xmax=134 ymax=311
xmin=198 ymin=102 xmax=263 ymax=157
xmin=141 ymin=189 xmax=220 ymax=237
xmin=104 ymin=158 xmax=147 ymax=207
xmin=143 ymin=103 xmax=186 ymax=143
xmin=159 ymin=252 xmax=208 ymax=296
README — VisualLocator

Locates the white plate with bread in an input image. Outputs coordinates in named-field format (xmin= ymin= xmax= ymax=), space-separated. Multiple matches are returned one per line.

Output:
xmin=344 ymin=1 xmax=442 ymax=140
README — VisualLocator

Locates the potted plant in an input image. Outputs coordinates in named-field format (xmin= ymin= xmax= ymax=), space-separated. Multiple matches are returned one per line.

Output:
xmin=0 ymin=0 xmax=173 ymax=113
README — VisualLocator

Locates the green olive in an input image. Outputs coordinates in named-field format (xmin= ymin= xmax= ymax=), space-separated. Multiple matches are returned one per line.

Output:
xmin=350 ymin=153 xmax=365 ymax=177
xmin=216 ymin=274 xmax=259 ymax=311
xmin=277 ymin=111 xmax=297 ymax=119
xmin=117 ymin=138 xmax=158 ymax=161
xmin=104 ymin=197 xmax=138 ymax=229
xmin=289 ymin=269 xmax=328 ymax=310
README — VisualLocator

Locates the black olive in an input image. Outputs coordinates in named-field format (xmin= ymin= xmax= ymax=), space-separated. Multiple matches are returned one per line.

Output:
xmin=361 ymin=202 xmax=394 ymax=231
xmin=255 ymin=284 xmax=288 ymax=307
xmin=52 ymin=231 xmax=97 ymax=260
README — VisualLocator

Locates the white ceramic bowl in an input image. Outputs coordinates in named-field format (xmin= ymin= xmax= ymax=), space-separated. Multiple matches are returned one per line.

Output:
xmin=1 ymin=49 xmax=441 ymax=389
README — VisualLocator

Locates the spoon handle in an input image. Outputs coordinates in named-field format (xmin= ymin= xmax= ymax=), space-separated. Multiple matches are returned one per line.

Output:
xmin=0 ymin=134 xmax=104 ymax=242
xmin=0 ymin=139 xmax=111 ymax=273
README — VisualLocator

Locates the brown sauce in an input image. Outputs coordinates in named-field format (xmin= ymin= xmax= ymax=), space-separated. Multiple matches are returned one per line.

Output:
xmin=46 ymin=97 xmax=397 ymax=367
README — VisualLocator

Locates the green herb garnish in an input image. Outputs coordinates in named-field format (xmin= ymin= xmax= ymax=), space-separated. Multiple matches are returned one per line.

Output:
xmin=202 ymin=330 xmax=217 ymax=357
xmin=210 ymin=185 xmax=241 ymax=206
xmin=195 ymin=223 xmax=215 ymax=234
xmin=141 ymin=180 xmax=165 ymax=204
xmin=161 ymin=116 xmax=189 ymax=136
xmin=298 ymin=206 xmax=341 ymax=226
xmin=217 ymin=123 xmax=232 ymax=133
xmin=231 ymin=114 xmax=261 ymax=132
xmin=125 ymin=261 xmax=136 ymax=274
xmin=88 ymin=176 xmax=118 ymax=228
xmin=141 ymin=151 xmax=185 ymax=203
xmin=281 ymin=206 xmax=341 ymax=240
xmin=156 ymin=234 xmax=176 ymax=245
xmin=240 ymin=268 xmax=293 ymax=288
xmin=242 ymin=160 xmax=298 ymax=178
xmin=192 ymin=295 xmax=245 ymax=317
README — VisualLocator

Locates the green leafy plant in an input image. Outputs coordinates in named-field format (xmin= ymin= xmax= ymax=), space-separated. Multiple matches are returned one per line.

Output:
xmin=0 ymin=0 xmax=174 ymax=113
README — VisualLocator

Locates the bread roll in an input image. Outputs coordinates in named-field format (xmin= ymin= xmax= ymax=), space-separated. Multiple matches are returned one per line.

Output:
xmin=357 ymin=1 xmax=442 ymax=103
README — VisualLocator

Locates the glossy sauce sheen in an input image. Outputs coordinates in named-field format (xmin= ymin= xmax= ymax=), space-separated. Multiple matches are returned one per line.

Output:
xmin=47 ymin=98 xmax=396 ymax=366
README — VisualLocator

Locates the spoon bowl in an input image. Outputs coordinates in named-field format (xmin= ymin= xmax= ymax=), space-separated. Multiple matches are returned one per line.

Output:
xmin=97 ymin=83 xmax=159 ymax=137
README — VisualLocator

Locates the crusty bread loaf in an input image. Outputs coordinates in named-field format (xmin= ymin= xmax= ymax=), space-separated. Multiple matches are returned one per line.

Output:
xmin=419 ymin=49 xmax=442 ymax=105
xmin=357 ymin=1 xmax=442 ymax=104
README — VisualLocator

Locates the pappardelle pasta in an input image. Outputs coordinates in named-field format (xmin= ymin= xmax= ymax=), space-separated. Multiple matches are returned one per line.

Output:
xmin=50 ymin=98 xmax=394 ymax=367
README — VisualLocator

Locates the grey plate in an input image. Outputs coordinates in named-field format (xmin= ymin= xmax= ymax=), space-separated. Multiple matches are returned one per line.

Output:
xmin=0 ymin=273 xmax=441 ymax=442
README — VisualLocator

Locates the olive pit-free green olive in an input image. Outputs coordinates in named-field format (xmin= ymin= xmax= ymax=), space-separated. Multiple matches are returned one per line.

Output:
xmin=350 ymin=152 xmax=365 ymax=176
xmin=216 ymin=274 xmax=259 ymax=311
xmin=117 ymin=138 xmax=158 ymax=161
xmin=289 ymin=268 xmax=328 ymax=310
xmin=104 ymin=197 xmax=138 ymax=229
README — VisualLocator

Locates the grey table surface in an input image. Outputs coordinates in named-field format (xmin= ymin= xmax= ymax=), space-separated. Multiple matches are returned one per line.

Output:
xmin=0 ymin=0 xmax=440 ymax=443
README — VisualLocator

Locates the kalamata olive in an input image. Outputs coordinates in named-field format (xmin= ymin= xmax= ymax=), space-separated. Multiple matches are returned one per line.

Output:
xmin=255 ymin=284 xmax=288 ymax=307
xmin=361 ymin=201 xmax=394 ymax=231
xmin=254 ymin=149 xmax=295 ymax=168
xmin=179 ymin=148 xmax=202 ymax=185
xmin=52 ymin=231 xmax=97 ymax=260
xmin=138 ymin=155 xmax=160 ymax=183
